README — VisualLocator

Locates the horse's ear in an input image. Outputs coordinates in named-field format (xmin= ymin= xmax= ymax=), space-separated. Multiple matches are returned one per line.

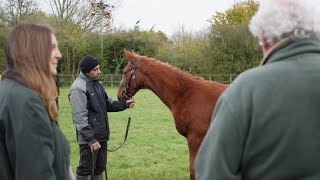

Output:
xmin=123 ymin=48 xmax=129 ymax=55
xmin=123 ymin=48 xmax=135 ymax=63
xmin=131 ymin=50 xmax=137 ymax=56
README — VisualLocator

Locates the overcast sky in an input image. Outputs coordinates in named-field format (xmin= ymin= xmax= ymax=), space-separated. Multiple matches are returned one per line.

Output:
xmin=108 ymin=0 xmax=237 ymax=36
xmin=38 ymin=0 xmax=238 ymax=37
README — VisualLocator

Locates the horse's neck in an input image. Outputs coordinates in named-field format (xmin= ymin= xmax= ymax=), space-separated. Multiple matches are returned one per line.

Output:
xmin=140 ymin=62 xmax=187 ymax=110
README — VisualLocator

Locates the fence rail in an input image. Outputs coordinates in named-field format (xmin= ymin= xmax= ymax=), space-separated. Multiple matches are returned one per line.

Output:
xmin=58 ymin=74 xmax=238 ymax=86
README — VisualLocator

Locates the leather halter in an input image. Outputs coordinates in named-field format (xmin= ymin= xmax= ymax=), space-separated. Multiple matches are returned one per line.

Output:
xmin=120 ymin=59 xmax=140 ymax=100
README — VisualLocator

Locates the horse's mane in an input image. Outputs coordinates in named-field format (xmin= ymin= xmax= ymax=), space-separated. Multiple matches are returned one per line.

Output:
xmin=135 ymin=54 xmax=205 ymax=81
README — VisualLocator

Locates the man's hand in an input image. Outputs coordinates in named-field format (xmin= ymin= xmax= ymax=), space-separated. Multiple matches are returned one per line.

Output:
xmin=90 ymin=142 xmax=101 ymax=152
xmin=126 ymin=98 xmax=135 ymax=108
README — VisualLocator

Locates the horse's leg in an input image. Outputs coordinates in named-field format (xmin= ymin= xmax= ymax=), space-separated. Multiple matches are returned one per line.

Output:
xmin=187 ymin=134 xmax=202 ymax=180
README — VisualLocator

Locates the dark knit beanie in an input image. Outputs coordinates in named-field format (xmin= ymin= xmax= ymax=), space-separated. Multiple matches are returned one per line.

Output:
xmin=79 ymin=55 xmax=100 ymax=74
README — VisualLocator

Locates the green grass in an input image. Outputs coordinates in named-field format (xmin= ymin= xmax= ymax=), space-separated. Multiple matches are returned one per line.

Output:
xmin=58 ymin=86 xmax=189 ymax=179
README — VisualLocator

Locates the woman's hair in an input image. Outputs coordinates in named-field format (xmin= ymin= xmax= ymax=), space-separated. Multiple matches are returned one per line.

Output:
xmin=249 ymin=0 xmax=320 ymax=45
xmin=5 ymin=23 xmax=59 ymax=121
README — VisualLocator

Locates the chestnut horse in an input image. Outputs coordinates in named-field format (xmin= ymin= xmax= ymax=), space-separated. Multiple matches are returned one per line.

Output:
xmin=117 ymin=49 xmax=228 ymax=179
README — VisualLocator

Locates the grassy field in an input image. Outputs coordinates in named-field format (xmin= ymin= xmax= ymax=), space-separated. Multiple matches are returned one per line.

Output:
xmin=58 ymin=86 xmax=189 ymax=179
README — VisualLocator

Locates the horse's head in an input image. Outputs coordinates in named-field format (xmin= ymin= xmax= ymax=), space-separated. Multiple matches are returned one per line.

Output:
xmin=117 ymin=49 xmax=141 ymax=101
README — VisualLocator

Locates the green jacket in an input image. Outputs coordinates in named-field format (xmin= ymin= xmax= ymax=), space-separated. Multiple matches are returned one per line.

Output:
xmin=195 ymin=38 xmax=320 ymax=180
xmin=0 ymin=78 xmax=70 ymax=180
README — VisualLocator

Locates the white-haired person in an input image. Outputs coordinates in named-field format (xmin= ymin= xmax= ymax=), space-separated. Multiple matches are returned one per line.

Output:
xmin=195 ymin=0 xmax=320 ymax=179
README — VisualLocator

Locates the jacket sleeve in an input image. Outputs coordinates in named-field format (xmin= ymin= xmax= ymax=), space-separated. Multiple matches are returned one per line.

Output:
xmin=194 ymin=94 xmax=245 ymax=180
xmin=13 ymin=96 xmax=56 ymax=179
xmin=106 ymin=96 xmax=128 ymax=112
xmin=69 ymin=86 xmax=97 ymax=145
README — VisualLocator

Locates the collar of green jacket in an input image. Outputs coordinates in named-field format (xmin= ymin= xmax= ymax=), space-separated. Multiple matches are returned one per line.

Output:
xmin=261 ymin=38 xmax=320 ymax=65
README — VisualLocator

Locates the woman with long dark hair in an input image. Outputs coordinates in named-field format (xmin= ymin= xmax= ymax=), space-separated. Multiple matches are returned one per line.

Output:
xmin=0 ymin=23 xmax=74 ymax=179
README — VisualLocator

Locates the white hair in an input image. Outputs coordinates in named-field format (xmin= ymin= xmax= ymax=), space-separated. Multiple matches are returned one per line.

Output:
xmin=249 ymin=0 xmax=320 ymax=45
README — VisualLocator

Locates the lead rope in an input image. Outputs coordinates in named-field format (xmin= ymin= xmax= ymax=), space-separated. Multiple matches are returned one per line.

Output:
xmin=104 ymin=150 xmax=108 ymax=180
xmin=91 ymin=151 xmax=95 ymax=180
xmin=104 ymin=108 xmax=133 ymax=179
xmin=91 ymin=108 xmax=133 ymax=180
xmin=91 ymin=148 xmax=107 ymax=180
xmin=107 ymin=108 xmax=132 ymax=152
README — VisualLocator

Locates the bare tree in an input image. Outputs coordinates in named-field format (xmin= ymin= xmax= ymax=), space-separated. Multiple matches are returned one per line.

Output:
xmin=0 ymin=0 xmax=39 ymax=26
xmin=46 ymin=0 xmax=119 ymax=32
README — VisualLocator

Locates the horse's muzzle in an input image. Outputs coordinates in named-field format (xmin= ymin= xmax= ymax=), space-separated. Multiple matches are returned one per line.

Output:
xmin=119 ymin=90 xmax=132 ymax=101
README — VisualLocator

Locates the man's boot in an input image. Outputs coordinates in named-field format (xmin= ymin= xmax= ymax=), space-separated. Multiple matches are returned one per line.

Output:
xmin=76 ymin=175 xmax=89 ymax=180
xmin=93 ymin=173 xmax=103 ymax=180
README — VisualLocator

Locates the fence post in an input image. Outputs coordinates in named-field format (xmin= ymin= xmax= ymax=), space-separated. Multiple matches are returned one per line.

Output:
xmin=111 ymin=76 xmax=113 ymax=87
